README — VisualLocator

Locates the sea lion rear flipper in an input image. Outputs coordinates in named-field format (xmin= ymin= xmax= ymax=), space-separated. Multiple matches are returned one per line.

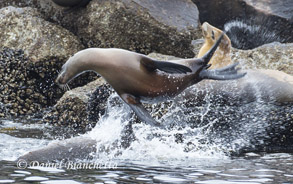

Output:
xmin=141 ymin=57 xmax=192 ymax=74
xmin=121 ymin=94 xmax=162 ymax=127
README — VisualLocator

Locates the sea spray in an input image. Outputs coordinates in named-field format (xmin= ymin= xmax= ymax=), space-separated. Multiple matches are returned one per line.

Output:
xmin=224 ymin=20 xmax=285 ymax=49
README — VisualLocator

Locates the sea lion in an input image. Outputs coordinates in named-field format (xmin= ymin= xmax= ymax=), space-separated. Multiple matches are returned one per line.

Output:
xmin=18 ymin=136 xmax=97 ymax=162
xmin=198 ymin=22 xmax=233 ymax=69
xmin=56 ymin=33 xmax=246 ymax=126
xmin=52 ymin=0 xmax=91 ymax=7
xmin=195 ymin=22 xmax=293 ymax=104
xmin=51 ymin=0 xmax=91 ymax=13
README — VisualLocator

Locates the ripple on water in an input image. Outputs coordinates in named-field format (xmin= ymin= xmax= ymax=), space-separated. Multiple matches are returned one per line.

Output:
xmin=28 ymin=166 xmax=65 ymax=173
xmin=0 ymin=180 xmax=15 ymax=183
xmin=24 ymin=176 xmax=49 ymax=181
xmin=153 ymin=175 xmax=188 ymax=183
xmin=40 ymin=180 xmax=81 ymax=184
xmin=196 ymin=180 xmax=261 ymax=184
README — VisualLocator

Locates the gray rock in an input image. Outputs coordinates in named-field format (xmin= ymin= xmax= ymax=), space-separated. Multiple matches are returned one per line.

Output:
xmin=0 ymin=6 xmax=83 ymax=62
xmin=1 ymin=0 xmax=202 ymax=58
xmin=0 ymin=6 xmax=97 ymax=118
xmin=41 ymin=78 xmax=112 ymax=132
xmin=232 ymin=42 xmax=293 ymax=75
xmin=244 ymin=0 xmax=293 ymax=21
xmin=75 ymin=0 xmax=201 ymax=58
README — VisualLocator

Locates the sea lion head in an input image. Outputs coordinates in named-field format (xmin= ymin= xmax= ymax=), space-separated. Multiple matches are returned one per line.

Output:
xmin=56 ymin=49 xmax=97 ymax=86
xmin=198 ymin=22 xmax=232 ymax=69
xmin=201 ymin=22 xmax=231 ymax=49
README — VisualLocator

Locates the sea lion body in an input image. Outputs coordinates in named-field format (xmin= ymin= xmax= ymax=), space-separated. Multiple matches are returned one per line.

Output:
xmin=198 ymin=22 xmax=232 ymax=68
xmin=60 ymin=48 xmax=195 ymax=102
xmin=56 ymin=34 xmax=245 ymax=126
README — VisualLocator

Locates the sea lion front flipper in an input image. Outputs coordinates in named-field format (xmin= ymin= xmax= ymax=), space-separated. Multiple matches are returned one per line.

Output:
xmin=121 ymin=94 xmax=162 ymax=127
xmin=140 ymin=57 xmax=192 ymax=74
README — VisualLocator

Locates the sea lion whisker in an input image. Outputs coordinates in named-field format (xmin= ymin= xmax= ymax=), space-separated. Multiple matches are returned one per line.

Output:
xmin=66 ymin=84 xmax=71 ymax=91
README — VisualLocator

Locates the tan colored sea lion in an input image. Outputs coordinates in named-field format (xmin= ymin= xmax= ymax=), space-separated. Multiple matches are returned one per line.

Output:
xmin=195 ymin=22 xmax=293 ymax=104
xmin=56 ymin=33 xmax=245 ymax=126
xmin=198 ymin=22 xmax=233 ymax=69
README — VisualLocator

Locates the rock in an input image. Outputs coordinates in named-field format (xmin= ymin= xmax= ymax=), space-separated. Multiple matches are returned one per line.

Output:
xmin=2 ymin=0 xmax=201 ymax=58
xmin=0 ymin=7 xmax=98 ymax=118
xmin=192 ymin=0 xmax=293 ymax=49
xmin=75 ymin=0 xmax=201 ymax=58
xmin=0 ymin=6 xmax=83 ymax=62
xmin=41 ymin=78 xmax=112 ymax=132
xmin=1 ymin=1 xmax=202 ymax=58
xmin=0 ymin=48 xmax=37 ymax=117
xmin=244 ymin=0 xmax=293 ymax=21
xmin=232 ymin=42 xmax=293 ymax=75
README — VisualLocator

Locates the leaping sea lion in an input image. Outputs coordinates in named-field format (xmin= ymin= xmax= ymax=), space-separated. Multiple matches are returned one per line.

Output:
xmin=56 ymin=33 xmax=246 ymax=126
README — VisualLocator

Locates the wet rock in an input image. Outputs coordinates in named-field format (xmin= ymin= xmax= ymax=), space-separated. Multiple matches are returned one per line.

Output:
xmin=192 ymin=0 xmax=293 ymax=49
xmin=0 ymin=6 xmax=99 ymax=118
xmin=41 ymin=78 xmax=113 ymax=132
xmin=0 ymin=6 xmax=83 ymax=62
xmin=232 ymin=42 xmax=293 ymax=75
xmin=0 ymin=48 xmax=35 ymax=117
xmin=0 ymin=47 xmax=98 ymax=118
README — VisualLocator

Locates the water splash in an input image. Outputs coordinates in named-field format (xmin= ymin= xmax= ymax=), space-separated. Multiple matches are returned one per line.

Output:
xmin=84 ymin=73 xmax=293 ymax=164
xmin=224 ymin=20 xmax=285 ymax=49
xmin=86 ymin=93 xmax=229 ymax=165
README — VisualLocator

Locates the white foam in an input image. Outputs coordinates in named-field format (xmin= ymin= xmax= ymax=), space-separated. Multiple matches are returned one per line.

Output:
xmin=0 ymin=134 xmax=49 ymax=161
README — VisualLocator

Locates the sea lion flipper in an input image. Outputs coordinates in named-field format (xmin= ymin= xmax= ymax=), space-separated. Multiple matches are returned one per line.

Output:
xmin=121 ymin=94 xmax=162 ymax=127
xmin=141 ymin=57 xmax=192 ymax=74
xmin=200 ymin=62 xmax=246 ymax=80
xmin=129 ymin=103 xmax=162 ymax=127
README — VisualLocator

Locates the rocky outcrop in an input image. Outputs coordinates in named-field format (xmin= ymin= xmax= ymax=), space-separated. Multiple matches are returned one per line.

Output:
xmin=0 ymin=6 xmax=97 ymax=118
xmin=41 ymin=78 xmax=112 ymax=132
xmin=232 ymin=42 xmax=293 ymax=75
xmin=74 ymin=0 xmax=201 ymax=58
xmin=192 ymin=0 xmax=293 ymax=49
xmin=0 ymin=48 xmax=45 ymax=117
xmin=1 ymin=0 xmax=202 ymax=58
xmin=0 ymin=6 xmax=83 ymax=62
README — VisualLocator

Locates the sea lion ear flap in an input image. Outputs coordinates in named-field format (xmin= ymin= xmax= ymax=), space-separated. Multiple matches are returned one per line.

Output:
xmin=140 ymin=57 xmax=192 ymax=74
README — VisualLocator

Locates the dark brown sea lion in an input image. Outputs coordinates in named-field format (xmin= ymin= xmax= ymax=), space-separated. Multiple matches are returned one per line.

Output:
xmin=52 ymin=0 xmax=91 ymax=7
xmin=56 ymin=33 xmax=246 ymax=126
xmin=51 ymin=0 xmax=91 ymax=13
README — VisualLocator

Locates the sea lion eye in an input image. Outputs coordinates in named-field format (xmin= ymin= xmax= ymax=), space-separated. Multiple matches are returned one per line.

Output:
xmin=211 ymin=31 xmax=215 ymax=40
